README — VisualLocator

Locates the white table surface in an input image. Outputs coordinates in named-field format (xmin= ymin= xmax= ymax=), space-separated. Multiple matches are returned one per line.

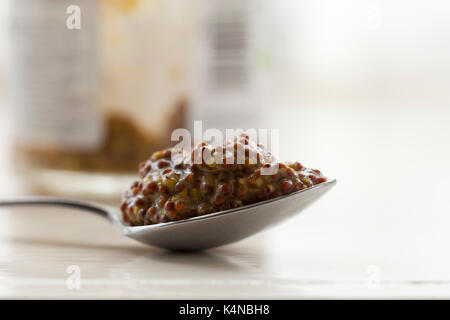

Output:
xmin=1 ymin=102 xmax=450 ymax=299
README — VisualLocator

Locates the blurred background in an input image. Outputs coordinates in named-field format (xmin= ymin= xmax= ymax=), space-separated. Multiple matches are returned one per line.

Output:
xmin=0 ymin=0 xmax=450 ymax=297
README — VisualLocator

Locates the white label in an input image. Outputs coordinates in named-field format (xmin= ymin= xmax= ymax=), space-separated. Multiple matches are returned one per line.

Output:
xmin=7 ymin=0 xmax=104 ymax=151
xmin=191 ymin=0 xmax=268 ymax=131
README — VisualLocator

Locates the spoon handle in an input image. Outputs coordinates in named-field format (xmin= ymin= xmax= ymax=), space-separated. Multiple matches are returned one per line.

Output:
xmin=0 ymin=196 xmax=109 ymax=219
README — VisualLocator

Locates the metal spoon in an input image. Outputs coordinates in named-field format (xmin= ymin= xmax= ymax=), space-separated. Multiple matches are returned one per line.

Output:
xmin=0 ymin=179 xmax=336 ymax=251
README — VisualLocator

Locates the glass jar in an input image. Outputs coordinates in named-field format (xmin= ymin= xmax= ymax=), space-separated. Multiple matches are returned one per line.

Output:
xmin=6 ymin=0 xmax=190 ymax=200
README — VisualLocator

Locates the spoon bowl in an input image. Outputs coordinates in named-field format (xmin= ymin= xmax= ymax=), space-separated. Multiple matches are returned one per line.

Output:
xmin=0 ymin=179 xmax=336 ymax=251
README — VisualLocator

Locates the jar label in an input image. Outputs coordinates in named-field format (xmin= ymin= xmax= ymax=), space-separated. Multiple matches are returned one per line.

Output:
xmin=7 ymin=0 xmax=104 ymax=151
